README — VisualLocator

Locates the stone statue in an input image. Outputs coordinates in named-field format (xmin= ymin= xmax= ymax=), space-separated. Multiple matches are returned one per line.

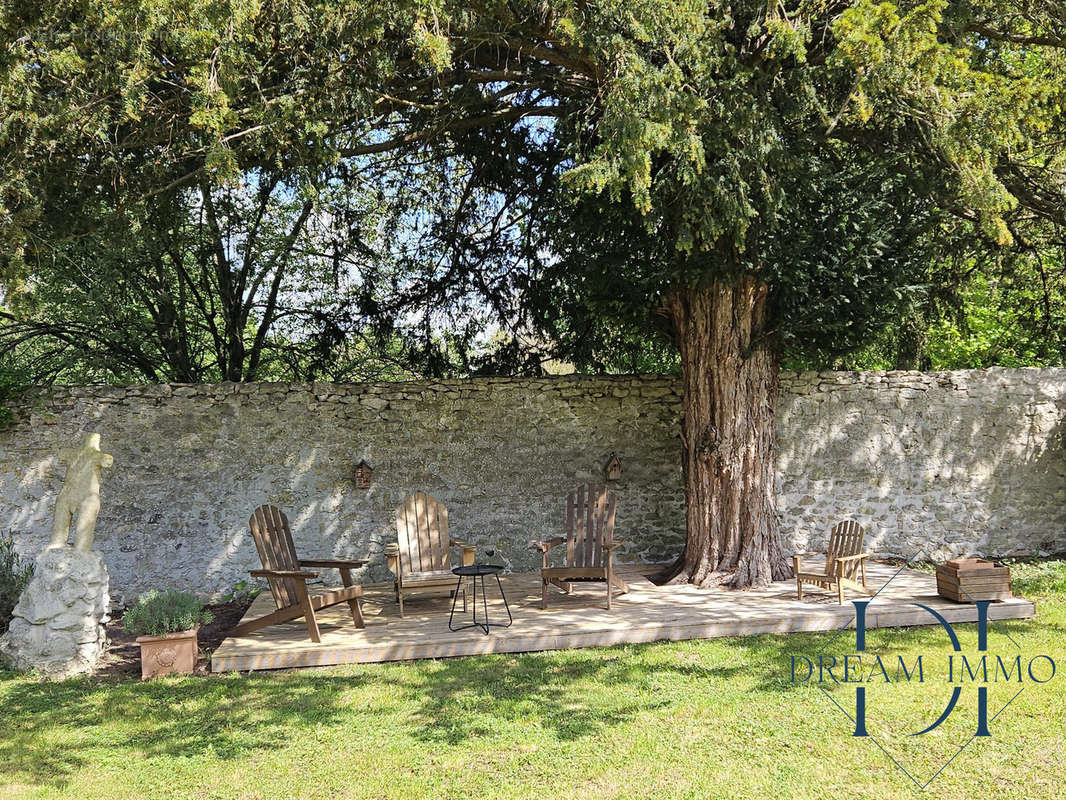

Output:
xmin=0 ymin=432 xmax=113 ymax=677
xmin=48 ymin=432 xmax=113 ymax=552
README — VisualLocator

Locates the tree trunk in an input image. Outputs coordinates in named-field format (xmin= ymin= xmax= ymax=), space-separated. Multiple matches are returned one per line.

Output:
xmin=661 ymin=277 xmax=792 ymax=589
xmin=895 ymin=311 xmax=929 ymax=371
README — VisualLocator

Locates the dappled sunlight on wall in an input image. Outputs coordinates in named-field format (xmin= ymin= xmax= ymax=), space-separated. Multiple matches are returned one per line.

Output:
xmin=1 ymin=369 xmax=1063 ymax=599
xmin=0 ymin=376 xmax=685 ymax=599
xmin=777 ymin=368 xmax=1066 ymax=560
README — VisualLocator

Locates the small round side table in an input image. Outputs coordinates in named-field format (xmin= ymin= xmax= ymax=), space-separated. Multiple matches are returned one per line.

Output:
xmin=448 ymin=564 xmax=513 ymax=634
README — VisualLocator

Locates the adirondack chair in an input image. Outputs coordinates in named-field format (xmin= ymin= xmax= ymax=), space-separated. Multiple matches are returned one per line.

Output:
xmin=793 ymin=520 xmax=874 ymax=604
xmin=384 ymin=491 xmax=475 ymax=617
xmin=232 ymin=505 xmax=367 ymax=643
xmin=531 ymin=484 xmax=628 ymax=610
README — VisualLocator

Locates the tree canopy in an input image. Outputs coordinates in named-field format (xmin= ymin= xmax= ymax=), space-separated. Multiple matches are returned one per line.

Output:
xmin=3 ymin=1 xmax=1063 ymax=380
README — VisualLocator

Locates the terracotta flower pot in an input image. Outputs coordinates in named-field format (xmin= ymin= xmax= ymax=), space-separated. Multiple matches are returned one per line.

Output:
xmin=135 ymin=627 xmax=199 ymax=679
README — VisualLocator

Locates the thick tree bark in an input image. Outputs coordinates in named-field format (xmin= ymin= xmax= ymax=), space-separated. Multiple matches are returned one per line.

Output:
xmin=661 ymin=277 xmax=792 ymax=589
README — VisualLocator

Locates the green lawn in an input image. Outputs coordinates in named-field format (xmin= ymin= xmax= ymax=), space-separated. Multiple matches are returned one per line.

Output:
xmin=3 ymin=561 xmax=1064 ymax=800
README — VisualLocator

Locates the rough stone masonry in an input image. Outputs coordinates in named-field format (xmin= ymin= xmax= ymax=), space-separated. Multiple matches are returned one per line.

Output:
xmin=1 ymin=369 xmax=1064 ymax=600
xmin=0 ymin=547 xmax=110 ymax=677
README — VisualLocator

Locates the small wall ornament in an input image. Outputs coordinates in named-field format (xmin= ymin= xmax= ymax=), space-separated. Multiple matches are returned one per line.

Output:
xmin=355 ymin=459 xmax=373 ymax=489
xmin=604 ymin=452 xmax=622 ymax=482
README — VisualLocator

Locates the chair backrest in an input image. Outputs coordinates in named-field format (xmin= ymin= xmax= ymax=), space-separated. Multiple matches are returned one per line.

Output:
xmin=249 ymin=505 xmax=303 ymax=610
xmin=826 ymin=520 xmax=865 ymax=579
xmin=395 ymin=491 xmax=451 ymax=576
xmin=564 ymin=484 xmax=618 ymax=568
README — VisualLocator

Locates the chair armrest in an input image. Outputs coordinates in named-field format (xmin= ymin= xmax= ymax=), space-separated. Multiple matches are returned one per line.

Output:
xmin=604 ymin=540 xmax=626 ymax=551
xmin=250 ymin=569 xmax=318 ymax=580
xmin=450 ymin=539 xmax=476 ymax=566
xmin=530 ymin=536 xmax=565 ymax=553
xmin=383 ymin=543 xmax=401 ymax=576
xmin=834 ymin=553 xmax=870 ymax=563
xmin=299 ymin=558 xmax=369 ymax=569
xmin=792 ymin=552 xmax=821 ymax=558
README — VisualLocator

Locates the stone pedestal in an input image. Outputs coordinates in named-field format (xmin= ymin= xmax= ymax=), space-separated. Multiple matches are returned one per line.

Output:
xmin=0 ymin=547 xmax=110 ymax=678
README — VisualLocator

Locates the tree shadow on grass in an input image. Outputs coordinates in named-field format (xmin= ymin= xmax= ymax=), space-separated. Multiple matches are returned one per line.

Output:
xmin=0 ymin=671 xmax=382 ymax=790
xmin=6 ymin=608 xmax=1050 ymax=791
xmin=0 ymin=648 xmax=729 ymax=789
xmin=394 ymin=645 xmax=749 ymax=746
xmin=713 ymin=610 xmax=1053 ymax=696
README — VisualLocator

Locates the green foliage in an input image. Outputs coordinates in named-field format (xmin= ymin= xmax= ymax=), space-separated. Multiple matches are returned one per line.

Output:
xmin=0 ymin=532 xmax=33 ymax=635
xmin=121 ymin=589 xmax=213 ymax=638
xmin=536 ymin=0 xmax=1063 ymax=367
xmin=220 ymin=580 xmax=262 ymax=606
xmin=0 ymin=362 xmax=28 ymax=426
xmin=925 ymin=254 xmax=1066 ymax=369
xmin=0 ymin=0 xmax=471 ymax=383
xmin=785 ymin=238 xmax=1066 ymax=371
xmin=1003 ymin=558 xmax=1066 ymax=597
xmin=1 ymin=168 xmax=426 ymax=383
xmin=1 ymin=0 xmax=1064 ymax=381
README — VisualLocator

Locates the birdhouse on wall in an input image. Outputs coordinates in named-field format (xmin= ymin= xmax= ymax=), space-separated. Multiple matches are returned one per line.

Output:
xmin=604 ymin=453 xmax=622 ymax=482
xmin=355 ymin=459 xmax=373 ymax=489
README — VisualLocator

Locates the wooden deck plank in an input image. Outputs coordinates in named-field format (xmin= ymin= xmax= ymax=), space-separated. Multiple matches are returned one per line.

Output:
xmin=210 ymin=563 xmax=1036 ymax=672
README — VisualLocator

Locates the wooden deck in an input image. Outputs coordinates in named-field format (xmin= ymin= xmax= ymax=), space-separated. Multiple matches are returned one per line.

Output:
xmin=211 ymin=562 xmax=1037 ymax=672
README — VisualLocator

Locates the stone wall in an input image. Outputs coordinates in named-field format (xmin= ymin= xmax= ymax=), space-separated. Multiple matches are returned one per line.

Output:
xmin=0 ymin=376 xmax=686 ymax=600
xmin=777 ymin=369 xmax=1066 ymax=559
xmin=0 ymin=369 xmax=1063 ymax=600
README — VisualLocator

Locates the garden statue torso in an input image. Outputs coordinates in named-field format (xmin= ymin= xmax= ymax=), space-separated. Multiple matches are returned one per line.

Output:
xmin=49 ymin=432 xmax=114 ymax=552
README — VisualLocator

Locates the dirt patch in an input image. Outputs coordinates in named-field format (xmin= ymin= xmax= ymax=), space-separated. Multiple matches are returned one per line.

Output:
xmin=94 ymin=599 xmax=252 ymax=680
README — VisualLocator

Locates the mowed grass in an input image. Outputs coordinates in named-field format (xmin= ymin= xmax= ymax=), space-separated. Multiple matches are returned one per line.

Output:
xmin=2 ymin=560 xmax=1064 ymax=800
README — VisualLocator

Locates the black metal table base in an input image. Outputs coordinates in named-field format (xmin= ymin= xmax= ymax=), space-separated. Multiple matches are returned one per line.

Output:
xmin=448 ymin=569 xmax=512 ymax=634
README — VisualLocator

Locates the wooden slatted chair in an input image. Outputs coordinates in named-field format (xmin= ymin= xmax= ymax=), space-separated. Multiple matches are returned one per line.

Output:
xmin=232 ymin=505 xmax=367 ymax=642
xmin=531 ymin=484 xmax=628 ymax=610
xmin=384 ymin=491 xmax=475 ymax=617
xmin=793 ymin=520 xmax=874 ymax=604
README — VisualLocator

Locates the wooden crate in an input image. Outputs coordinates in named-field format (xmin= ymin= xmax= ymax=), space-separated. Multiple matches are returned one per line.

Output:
xmin=936 ymin=558 xmax=1012 ymax=602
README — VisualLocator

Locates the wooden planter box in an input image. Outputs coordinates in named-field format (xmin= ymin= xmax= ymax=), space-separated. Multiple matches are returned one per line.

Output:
xmin=936 ymin=558 xmax=1012 ymax=602
xmin=135 ymin=628 xmax=199 ymax=679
